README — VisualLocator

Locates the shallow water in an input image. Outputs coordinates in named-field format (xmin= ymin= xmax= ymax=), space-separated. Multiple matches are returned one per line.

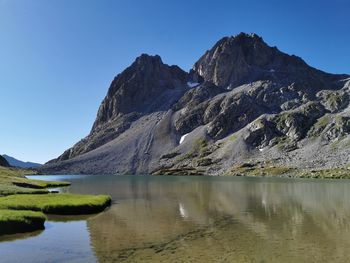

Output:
xmin=2 ymin=175 xmax=350 ymax=262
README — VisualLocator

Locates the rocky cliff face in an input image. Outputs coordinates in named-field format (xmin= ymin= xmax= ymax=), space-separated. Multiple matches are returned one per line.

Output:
xmin=41 ymin=33 xmax=350 ymax=175
xmin=53 ymin=54 xmax=189 ymax=162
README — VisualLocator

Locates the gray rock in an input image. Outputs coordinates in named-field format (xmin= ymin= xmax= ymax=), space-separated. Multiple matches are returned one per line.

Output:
xmin=40 ymin=33 xmax=350 ymax=175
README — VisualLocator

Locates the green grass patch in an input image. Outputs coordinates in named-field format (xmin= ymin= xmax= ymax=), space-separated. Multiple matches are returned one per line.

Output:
xmin=229 ymin=134 xmax=238 ymax=142
xmin=308 ymin=115 xmax=330 ymax=137
xmin=0 ymin=184 xmax=49 ymax=196
xmin=0 ymin=166 xmax=70 ymax=196
xmin=315 ymin=116 xmax=331 ymax=129
xmin=322 ymin=92 xmax=345 ymax=112
xmin=153 ymin=167 xmax=205 ymax=176
xmin=0 ymin=166 xmax=36 ymax=178
xmin=229 ymin=165 xmax=296 ymax=177
xmin=0 ymin=209 xmax=46 ymax=235
xmin=0 ymin=194 xmax=112 ymax=215
xmin=0 ymin=175 xmax=70 ymax=196
xmin=296 ymin=168 xmax=350 ymax=179
xmin=15 ymin=178 xmax=71 ymax=189
xmin=175 ymin=138 xmax=209 ymax=162
xmin=193 ymin=138 xmax=207 ymax=150
xmin=228 ymin=163 xmax=350 ymax=179
xmin=0 ymin=167 xmax=112 ymax=236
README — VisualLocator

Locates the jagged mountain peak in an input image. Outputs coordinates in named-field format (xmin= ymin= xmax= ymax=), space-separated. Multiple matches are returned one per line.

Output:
xmin=135 ymin=53 xmax=162 ymax=64
xmin=41 ymin=34 xmax=350 ymax=175
xmin=94 ymin=54 xmax=189 ymax=129
xmin=128 ymin=53 xmax=184 ymax=74
xmin=219 ymin=32 xmax=265 ymax=45
xmin=193 ymin=32 xmax=314 ymax=88
xmin=106 ymin=54 xmax=183 ymax=95
xmin=130 ymin=53 xmax=166 ymax=74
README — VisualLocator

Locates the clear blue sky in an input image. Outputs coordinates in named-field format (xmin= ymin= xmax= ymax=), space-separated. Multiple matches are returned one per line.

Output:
xmin=0 ymin=0 xmax=349 ymax=163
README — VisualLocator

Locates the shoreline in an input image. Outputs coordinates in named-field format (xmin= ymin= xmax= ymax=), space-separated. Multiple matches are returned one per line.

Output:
xmin=36 ymin=165 xmax=350 ymax=179
xmin=0 ymin=166 xmax=111 ymax=236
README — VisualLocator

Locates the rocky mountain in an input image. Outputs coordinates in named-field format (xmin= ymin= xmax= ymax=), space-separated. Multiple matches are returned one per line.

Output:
xmin=52 ymin=54 xmax=189 ymax=163
xmin=41 ymin=33 xmax=350 ymax=175
xmin=0 ymin=155 xmax=10 ymax=167
xmin=2 ymin=155 xmax=41 ymax=168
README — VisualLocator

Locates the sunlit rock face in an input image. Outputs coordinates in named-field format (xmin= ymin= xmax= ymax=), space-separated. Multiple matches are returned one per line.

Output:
xmin=41 ymin=33 xmax=350 ymax=175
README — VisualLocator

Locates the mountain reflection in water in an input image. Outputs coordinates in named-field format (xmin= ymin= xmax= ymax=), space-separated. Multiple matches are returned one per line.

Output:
xmin=25 ymin=175 xmax=350 ymax=262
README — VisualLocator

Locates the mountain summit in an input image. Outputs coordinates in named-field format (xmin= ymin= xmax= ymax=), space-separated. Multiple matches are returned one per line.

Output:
xmin=193 ymin=33 xmax=331 ymax=88
xmin=41 ymin=33 xmax=350 ymax=175
xmin=55 ymin=54 xmax=189 ymax=162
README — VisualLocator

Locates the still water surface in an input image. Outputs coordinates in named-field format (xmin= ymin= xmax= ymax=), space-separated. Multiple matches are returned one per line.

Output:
xmin=1 ymin=175 xmax=350 ymax=262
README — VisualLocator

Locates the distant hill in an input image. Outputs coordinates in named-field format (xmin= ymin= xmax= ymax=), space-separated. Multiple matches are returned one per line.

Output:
xmin=2 ymin=155 xmax=42 ymax=168
xmin=0 ymin=155 xmax=10 ymax=167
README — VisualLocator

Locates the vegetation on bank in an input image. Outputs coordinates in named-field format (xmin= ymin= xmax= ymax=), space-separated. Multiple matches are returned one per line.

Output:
xmin=0 ymin=166 xmax=70 ymax=196
xmin=227 ymin=163 xmax=350 ymax=179
xmin=0 ymin=166 xmax=36 ymax=177
xmin=296 ymin=168 xmax=350 ymax=179
xmin=153 ymin=167 xmax=206 ymax=176
xmin=228 ymin=164 xmax=296 ymax=177
xmin=0 ymin=166 xmax=111 ymax=236
xmin=153 ymin=162 xmax=350 ymax=179
xmin=0 ymin=194 xmax=111 ymax=215
xmin=0 ymin=209 xmax=46 ymax=235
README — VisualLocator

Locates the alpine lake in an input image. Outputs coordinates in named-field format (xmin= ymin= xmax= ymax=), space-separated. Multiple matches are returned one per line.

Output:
xmin=1 ymin=174 xmax=350 ymax=263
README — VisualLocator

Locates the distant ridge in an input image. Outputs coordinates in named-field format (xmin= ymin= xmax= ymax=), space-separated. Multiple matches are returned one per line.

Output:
xmin=3 ymin=155 xmax=42 ymax=168
xmin=0 ymin=155 xmax=10 ymax=167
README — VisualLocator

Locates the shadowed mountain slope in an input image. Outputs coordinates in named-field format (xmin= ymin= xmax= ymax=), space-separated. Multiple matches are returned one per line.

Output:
xmin=0 ymin=155 xmax=10 ymax=167
xmin=2 ymin=155 xmax=41 ymax=168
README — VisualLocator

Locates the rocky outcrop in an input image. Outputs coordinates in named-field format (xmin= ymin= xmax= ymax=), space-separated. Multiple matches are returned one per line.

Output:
xmin=0 ymin=155 xmax=10 ymax=167
xmin=41 ymin=33 xmax=350 ymax=175
xmin=193 ymin=33 xmax=341 ymax=89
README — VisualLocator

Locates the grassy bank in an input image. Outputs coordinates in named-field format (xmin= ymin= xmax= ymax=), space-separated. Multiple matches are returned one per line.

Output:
xmin=0 ymin=194 xmax=112 ymax=215
xmin=0 ymin=166 xmax=36 ymax=177
xmin=0 ymin=166 xmax=111 ymax=236
xmin=0 ymin=209 xmax=46 ymax=235
xmin=0 ymin=166 xmax=70 ymax=196
xmin=228 ymin=163 xmax=350 ymax=179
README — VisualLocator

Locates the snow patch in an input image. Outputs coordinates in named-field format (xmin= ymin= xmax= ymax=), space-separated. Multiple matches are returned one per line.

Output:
xmin=187 ymin=82 xmax=200 ymax=88
xmin=179 ymin=133 xmax=189 ymax=144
